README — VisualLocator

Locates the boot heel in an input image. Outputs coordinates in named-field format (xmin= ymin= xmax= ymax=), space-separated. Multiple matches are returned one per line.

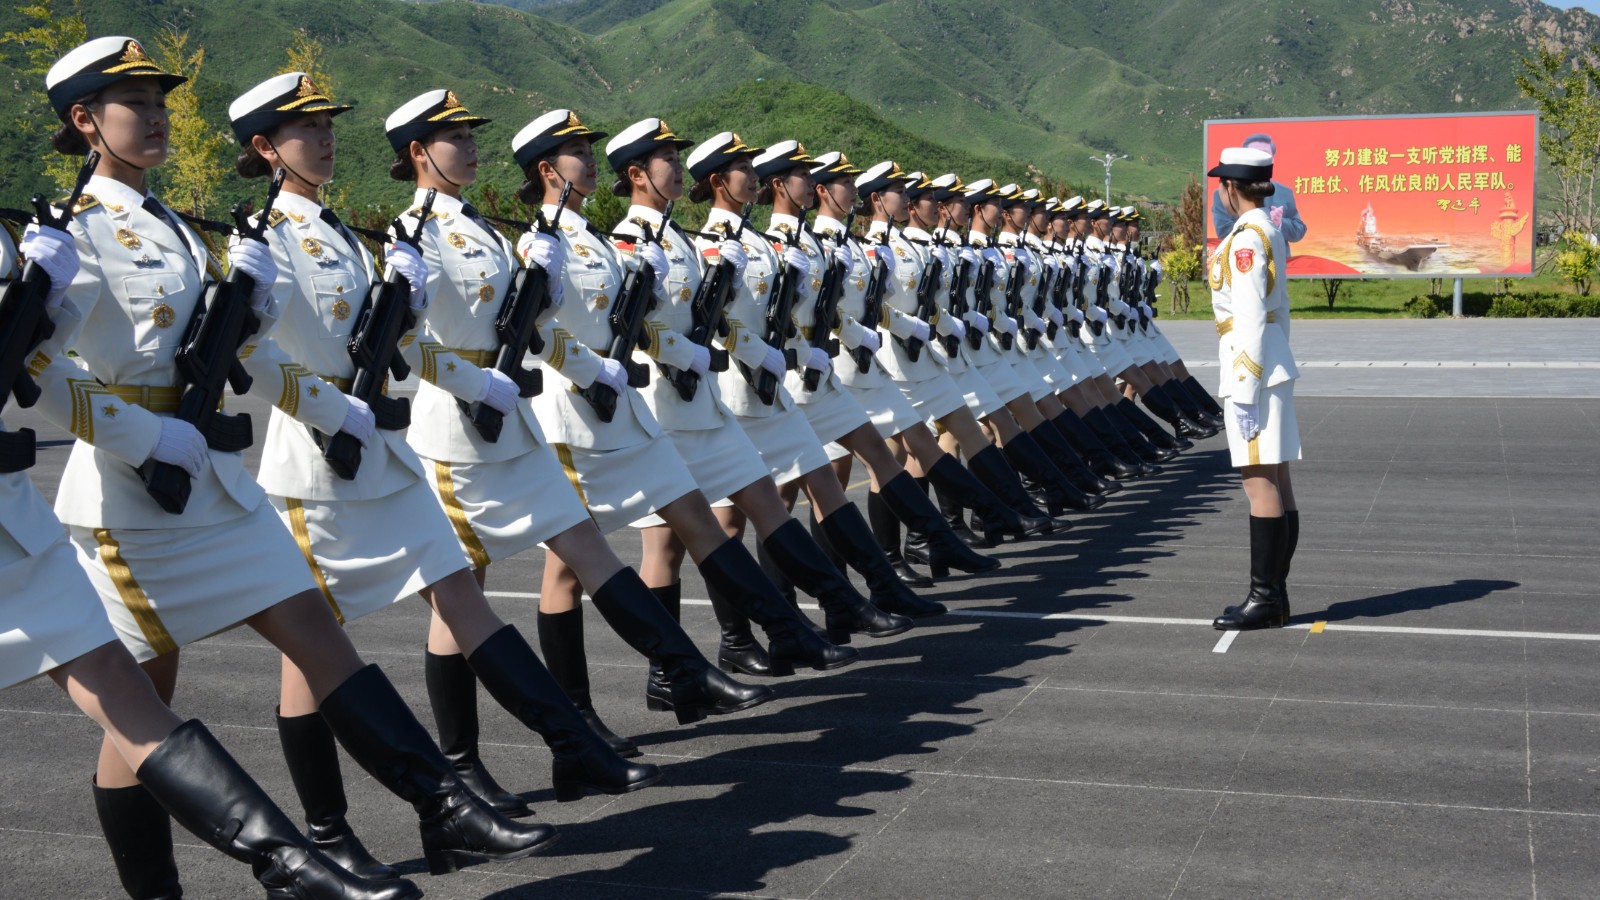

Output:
xmin=645 ymin=695 xmax=672 ymax=712
xmin=424 ymin=843 xmax=466 ymax=876
xmin=672 ymin=702 xmax=706 ymax=726
xmin=929 ymin=561 xmax=950 ymax=578
xmin=764 ymin=657 xmax=796 ymax=677
xmin=824 ymin=626 xmax=853 ymax=645
xmin=553 ymin=779 xmax=586 ymax=803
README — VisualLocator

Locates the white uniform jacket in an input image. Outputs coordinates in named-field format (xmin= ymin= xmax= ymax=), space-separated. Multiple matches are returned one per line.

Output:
xmin=241 ymin=190 xmax=424 ymax=503
xmin=1 ymin=229 xmax=73 ymax=554
xmin=869 ymin=222 xmax=949 ymax=383
xmin=615 ymin=205 xmax=734 ymax=433
xmin=38 ymin=176 xmax=270 ymax=529
xmin=822 ymin=215 xmax=890 ymax=390
xmin=1209 ymin=207 xmax=1297 ymax=403
xmin=522 ymin=204 xmax=660 ymax=450
xmin=696 ymin=207 xmax=792 ymax=419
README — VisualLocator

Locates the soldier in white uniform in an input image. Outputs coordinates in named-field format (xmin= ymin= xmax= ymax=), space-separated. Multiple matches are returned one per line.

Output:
xmin=3 ymin=201 xmax=422 ymax=900
xmin=43 ymin=38 xmax=553 ymax=894
xmin=1206 ymin=148 xmax=1302 ymax=632
xmin=380 ymin=96 xmax=770 ymax=782
xmin=1123 ymin=210 xmax=1230 ymax=425
xmin=230 ymin=75 xmax=660 ymax=876
xmin=508 ymin=110 xmax=859 ymax=684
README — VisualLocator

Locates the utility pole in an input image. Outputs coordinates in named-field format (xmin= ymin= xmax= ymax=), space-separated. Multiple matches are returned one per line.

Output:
xmin=1088 ymin=152 xmax=1128 ymax=204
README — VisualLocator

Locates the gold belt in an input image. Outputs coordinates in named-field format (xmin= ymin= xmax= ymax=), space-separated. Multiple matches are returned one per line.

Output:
xmin=103 ymin=383 xmax=184 ymax=413
xmin=322 ymin=374 xmax=389 ymax=395
xmin=1214 ymin=312 xmax=1277 ymax=337
xmin=444 ymin=348 xmax=498 ymax=367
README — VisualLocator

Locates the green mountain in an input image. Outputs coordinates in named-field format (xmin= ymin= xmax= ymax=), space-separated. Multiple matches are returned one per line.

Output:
xmin=1 ymin=0 xmax=1591 ymax=216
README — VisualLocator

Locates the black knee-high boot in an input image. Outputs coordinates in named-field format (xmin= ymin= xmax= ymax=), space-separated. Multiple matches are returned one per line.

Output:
xmin=1002 ymin=431 xmax=1092 ymax=517
xmin=1141 ymin=383 xmax=1216 ymax=440
xmin=1117 ymin=397 xmax=1190 ymax=452
xmin=878 ymin=472 xmax=999 ymax=574
xmin=756 ymin=539 xmax=797 ymax=608
xmin=762 ymin=518 xmax=912 ymax=644
xmin=869 ymin=488 xmax=931 ymax=587
xmin=921 ymin=452 xmax=1034 ymax=547
xmin=277 ymin=710 xmax=404 ymax=879
xmin=423 ymin=652 xmax=537 ymax=816
xmin=963 ymin=446 xmax=1065 ymax=538
xmin=1281 ymin=510 xmax=1299 ymax=621
xmin=93 ymin=781 xmax=183 ymax=899
xmin=139 ymin=721 xmax=422 ymax=900
xmin=698 ymin=537 xmax=860 ymax=676
xmin=1212 ymin=516 xmax=1289 ymax=631
xmin=579 ymin=567 xmax=772 ymax=723
xmin=819 ymin=499 xmax=949 ymax=618
xmin=536 ymin=608 xmax=639 ymax=758
xmin=705 ymin=577 xmax=776 ymax=677
xmin=1031 ymin=423 xmax=1117 ymax=500
xmin=465 ymin=627 xmax=662 ymax=802
xmin=1182 ymin=374 xmax=1226 ymax=417
xmin=1087 ymin=405 xmax=1172 ymax=466
xmin=316 ymin=665 xmax=559 ymax=875
xmin=1163 ymin=378 xmax=1225 ymax=429
xmin=1053 ymin=409 xmax=1143 ymax=479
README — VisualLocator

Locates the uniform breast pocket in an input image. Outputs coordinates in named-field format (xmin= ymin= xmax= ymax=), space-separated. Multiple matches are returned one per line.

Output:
xmin=121 ymin=272 xmax=189 ymax=351
xmin=310 ymin=272 xmax=360 ymax=340
xmin=455 ymin=260 xmax=505 ymax=311
xmin=574 ymin=269 xmax=619 ymax=317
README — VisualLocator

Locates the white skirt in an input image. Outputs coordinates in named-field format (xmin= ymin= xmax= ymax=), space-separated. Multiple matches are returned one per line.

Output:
xmin=720 ymin=404 xmax=832 ymax=494
xmin=948 ymin=363 xmax=1006 ymax=420
xmin=633 ymin=423 xmax=772 ymax=527
xmin=1049 ymin=338 xmax=1092 ymax=385
xmin=786 ymin=373 xmax=872 ymax=447
xmin=69 ymin=503 xmax=315 ymax=662
xmin=1088 ymin=330 xmax=1136 ymax=375
xmin=553 ymin=432 xmax=702 ymax=535
xmin=1225 ymin=381 xmax=1302 ymax=467
xmin=420 ymin=449 xmax=592 ymax=567
xmin=1027 ymin=342 xmax=1072 ymax=391
xmin=1147 ymin=327 xmax=1182 ymax=364
xmin=270 ymin=478 xmax=473 ymax=625
xmin=973 ymin=355 xmax=1031 ymax=406
xmin=1008 ymin=351 xmax=1055 ymax=402
xmin=840 ymin=375 xmax=924 ymax=440
xmin=0 ymin=537 xmax=120 ymax=688
xmin=1069 ymin=337 xmax=1109 ymax=378
xmin=890 ymin=363 xmax=968 ymax=423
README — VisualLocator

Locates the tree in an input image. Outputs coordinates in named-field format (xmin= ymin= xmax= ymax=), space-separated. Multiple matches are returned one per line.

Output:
xmin=2 ymin=0 xmax=89 ymax=190
xmin=1516 ymin=43 xmax=1600 ymax=236
xmin=281 ymin=28 xmax=335 ymax=99
xmin=1320 ymin=279 xmax=1345 ymax=310
xmin=150 ymin=28 xmax=228 ymax=217
xmin=1160 ymin=241 xmax=1199 ymax=314
xmin=1172 ymin=175 xmax=1204 ymax=256
xmin=1553 ymin=230 xmax=1600 ymax=295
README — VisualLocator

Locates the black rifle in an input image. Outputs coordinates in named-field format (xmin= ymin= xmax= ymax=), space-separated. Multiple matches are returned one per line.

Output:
xmin=578 ymin=199 xmax=670 ymax=422
xmin=0 ymin=152 xmax=98 ymax=473
xmin=666 ymin=203 xmax=751 ymax=402
xmin=854 ymin=225 xmax=891 ymax=372
xmin=138 ymin=169 xmax=285 ymax=513
xmin=1025 ymin=236 xmax=1055 ymax=350
xmin=804 ymin=213 xmax=853 ymax=390
xmin=899 ymin=227 xmax=940 ymax=364
xmin=317 ymin=188 xmax=436 ymax=479
xmin=968 ymin=222 xmax=1003 ymax=351
xmin=998 ymin=228 xmax=1031 ymax=352
xmin=460 ymin=181 xmax=569 ymax=442
xmin=940 ymin=214 xmax=971 ymax=358
xmin=737 ymin=223 xmax=801 ymax=405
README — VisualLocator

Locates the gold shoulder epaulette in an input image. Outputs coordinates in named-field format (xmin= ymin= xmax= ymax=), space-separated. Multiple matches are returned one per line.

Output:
xmin=266 ymin=209 xmax=288 ymax=228
xmin=71 ymin=194 xmax=100 ymax=214
xmin=405 ymin=207 xmax=439 ymax=222
xmin=627 ymin=215 xmax=648 ymax=228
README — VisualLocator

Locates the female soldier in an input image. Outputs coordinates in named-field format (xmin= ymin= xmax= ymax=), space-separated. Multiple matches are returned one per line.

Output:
xmin=380 ymin=95 xmax=769 ymax=766
xmin=1121 ymin=210 xmax=1228 ymax=427
xmin=510 ymin=110 xmax=858 ymax=692
xmin=228 ymin=75 xmax=659 ymax=874
xmin=41 ymin=37 xmax=552 ymax=892
xmin=1206 ymin=147 xmax=1301 ymax=631
xmin=4 ymin=208 xmax=419 ymax=899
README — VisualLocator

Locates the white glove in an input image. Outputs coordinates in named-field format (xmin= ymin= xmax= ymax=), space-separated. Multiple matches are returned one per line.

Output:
xmin=1020 ymin=250 xmax=1042 ymax=276
xmin=340 ymin=395 xmax=378 ymax=449
xmin=930 ymin=245 xmax=950 ymax=270
xmin=476 ymin=367 xmax=518 ymax=416
xmin=832 ymin=242 xmax=854 ymax=272
xmin=760 ymin=345 xmax=788 ymax=378
xmin=149 ymin=418 xmax=208 ymax=478
xmin=958 ymin=246 xmax=980 ymax=269
xmin=982 ymin=246 xmax=1006 ymax=270
xmin=857 ymin=329 xmax=881 ymax=354
xmin=385 ymin=242 xmax=429 ymax=309
xmin=1090 ymin=305 xmax=1109 ymax=322
xmin=1045 ymin=306 xmax=1064 ymax=327
xmin=1067 ymin=305 xmax=1085 ymax=323
xmin=228 ymin=240 xmax=279 ymax=311
xmin=909 ymin=318 xmax=932 ymax=343
xmin=687 ymin=342 xmax=711 ymax=376
xmin=635 ymin=240 xmax=669 ymax=296
xmin=782 ymin=246 xmax=811 ymax=280
xmin=1230 ymin=400 xmax=1260 ymax=441
xmin=594 ymin=357 xmax=630 ymax=393
xmin=963 ymin=310 xmax=989 ymax=334
xmin=803 ymin=347 xmax=831 ymax=375
xmin=870 ymin=243 xmax=896 ymax=275
xmin=996 ymin=314 xmax=1018 ymax=335
xmin=717 ymin=239 xmax=748 ymax=278
xmin=947 ymin=319 xmax=967 ymax=340
xmin=19 ymin=224 xmax=79 ymax=310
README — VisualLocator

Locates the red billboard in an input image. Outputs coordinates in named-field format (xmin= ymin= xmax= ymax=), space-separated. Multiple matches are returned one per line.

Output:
xmin=1203 ymin=112 xmax=1538 ymax=278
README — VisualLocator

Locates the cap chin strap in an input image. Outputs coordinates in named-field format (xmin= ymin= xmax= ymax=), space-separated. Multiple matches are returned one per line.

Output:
xmin=263 ymin=137 xmax=325 ymax=201
xmin=422 ymin=144 xmax=465 ymax=191
xmin=86 ymin=106 xmax=150 ymax=177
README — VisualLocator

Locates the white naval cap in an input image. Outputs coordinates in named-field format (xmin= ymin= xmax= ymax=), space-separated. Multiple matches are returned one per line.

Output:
xmin=903 ymin=171 xmax=937 ymax=200
xmin=1207 ymin=146 xmax=1273 ymax=181
xmin=752 ymin=139 xmax=815 ymax=180
xmin=685 ymin=131 xmax=761 ymax=182
xmin=1061 ymin=195 xmax=1086 ymax=215
xmin=512 ymin=108 xmax=606 ymax=169
xmin=604 ymin=117 xmax=694 ymax=195
xmin=386 ymin=90 xmax=490 ymax=153
xmin=854 ymin=160 xmax=906 ymax=199
xmin=810 ymin=150 xmax=862 ymax=184
xmin=963 ymin=177 xmax=1000 ymax=200
xmin=47 ymin=36 xmax=186 ymax=120
xmin=929 ymin=173 xmax=966 ymax=202
xmin=230 ymin=72 xmax=353 ymax=143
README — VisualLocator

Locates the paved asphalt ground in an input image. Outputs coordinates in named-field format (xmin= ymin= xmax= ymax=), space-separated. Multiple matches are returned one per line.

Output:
xmin=2 ymin=321 xmax=1597 ymax=899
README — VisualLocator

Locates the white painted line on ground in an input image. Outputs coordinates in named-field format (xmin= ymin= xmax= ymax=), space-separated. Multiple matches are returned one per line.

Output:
xmin=1212 ymin=630 xmax=1239 ymax=654
xmin=1186 ymin=360 xmax=1600 ymax=369
xmin=484 ymin=592 xmax=1600 ymax=643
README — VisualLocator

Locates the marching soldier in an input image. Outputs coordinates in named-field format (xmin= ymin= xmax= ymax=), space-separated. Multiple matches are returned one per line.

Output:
xmin=42 ymin=37 xmax=551 ymax=896
xmin=1206 ymin=147 xmax=1302 ymax=630
xmin=1122 ymin=210 xmax=1230 ymax=423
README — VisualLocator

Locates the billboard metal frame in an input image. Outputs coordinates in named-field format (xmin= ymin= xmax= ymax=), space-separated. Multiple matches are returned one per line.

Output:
xmin=1202 ymin=111 xmax=1540 ymax=280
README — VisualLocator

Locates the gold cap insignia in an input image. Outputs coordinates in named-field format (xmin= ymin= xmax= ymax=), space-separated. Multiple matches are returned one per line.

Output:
xmin=302 ymin=237 xmax=323 ymax=257
xmin=151 ymin=302 xmax=175 ymax=329
xmin=332 ymin=298 xmax=351 ymax=320
xmin=447 ymin=232 xmax=467 ymax=249
xmin=121 ymin=41 xmax=151 ymax=66
xmin=115 ymin=228 xmax=141 ymax=250
xmin=567 ymin=111 xmax=581 ymax=128
xmin=477 ymin=284 xmax=495 ymax=303
xmin=659 ymin=119 xmax=672 ymax=135
xmin=297 ymin=77 xmax=319 ymax=99
xmin=444 ymin=91 xmax=461 ymax=110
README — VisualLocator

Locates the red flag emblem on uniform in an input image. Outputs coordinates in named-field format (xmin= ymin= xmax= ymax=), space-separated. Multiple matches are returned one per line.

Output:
xmin=1234 ymin=248 xmax=1255 ymax=273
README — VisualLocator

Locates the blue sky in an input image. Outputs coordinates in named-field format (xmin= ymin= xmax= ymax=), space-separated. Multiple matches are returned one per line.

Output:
xmin=1547 ymin=0 xmax=1600 ymax=13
